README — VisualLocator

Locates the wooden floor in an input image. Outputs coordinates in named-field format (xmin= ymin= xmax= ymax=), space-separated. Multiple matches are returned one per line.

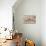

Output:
xmin=0 ymin=39 xmax=16 ymax=46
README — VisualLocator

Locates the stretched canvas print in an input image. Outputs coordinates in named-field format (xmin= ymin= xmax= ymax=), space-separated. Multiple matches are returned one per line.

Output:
xmin=24 ymin=15 xmax=36 ymax=24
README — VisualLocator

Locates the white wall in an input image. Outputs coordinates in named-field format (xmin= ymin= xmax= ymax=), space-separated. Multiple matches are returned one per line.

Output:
xmin=13 ymin=0 xmax=41 ymax=46
xmin=0 ymin=0 xmax=16 ymax=30
xmin=41 ymin=0 xmax=46 ymax=46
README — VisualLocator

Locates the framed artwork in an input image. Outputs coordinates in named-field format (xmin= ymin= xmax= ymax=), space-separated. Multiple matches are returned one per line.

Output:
xmin=23 ymin=15 xmax=36 ymax=24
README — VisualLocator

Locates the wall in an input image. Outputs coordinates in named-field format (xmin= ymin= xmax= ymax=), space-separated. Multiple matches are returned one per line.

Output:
xmin=0 ymin=0 xmax=16 ymax=30
xmin=41 ymin=0 xmax=46 ymax=46
xmin=13 ymin=0 xmax=41 ymax=46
